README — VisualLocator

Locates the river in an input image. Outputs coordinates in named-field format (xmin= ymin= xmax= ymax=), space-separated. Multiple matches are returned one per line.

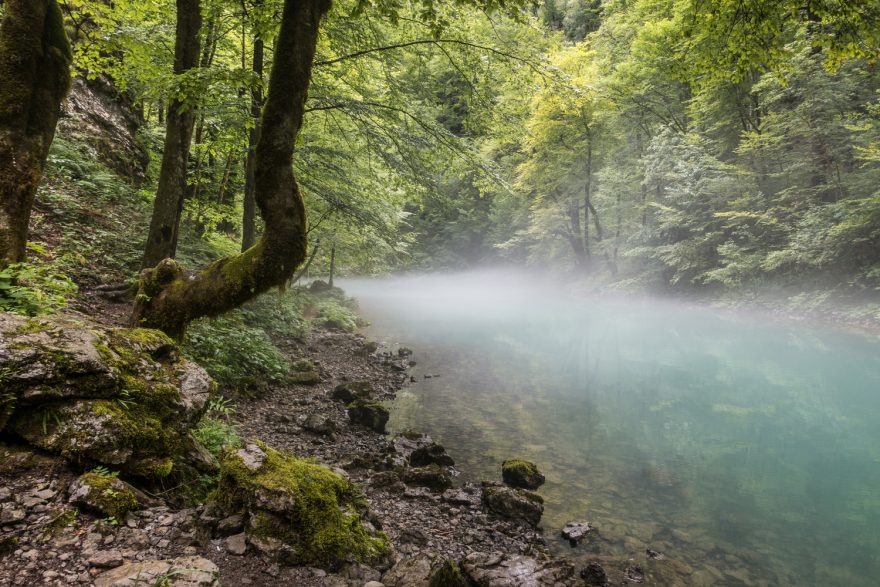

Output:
xmin=341 ymin=270 xmax=880 ymax=586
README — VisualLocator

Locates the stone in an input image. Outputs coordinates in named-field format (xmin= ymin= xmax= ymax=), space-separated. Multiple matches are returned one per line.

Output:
xmin=0 ymin=314 xmax=215 ymax=479
xmin=68 ymin=473 xmax=139 ymax=520
xmin=332 ymin=381 xmax=375 ymax=403
xmin=0 ymin=505 xmax=25 ymax=524
xmin=224 ymin=533 xmax=247 ymax=556
xmin=216 ymin=513 xmax=245 ymax=536
xmin=303 ymin=413 xmax=336 ymax=436
xmin=561 ymin=521 xmax=592 ymax=545
xmin=93 ymin=556 xmax=219 ymax=586
xmin=623 ymin=564 xmax=645 ymax=583
xmin=481 ymin=483 xmax=544 ymax=528
xmin=364 ymin=582 xmax=385 ymax=587
xmin=289 ymin=370 xmax=322 ymax=385
xmin=580 ymin=562 xmax=609 ymax=586
xmin=501 ymin=459 xmax=545 ymax=490
xmin=409 ymin=444 xmax=454 ymax=468
xmin=382 ymin=553 xmax=464 ymax=587
xmin=402 ymin=465 xmax=452 ymax=492
xmin=211 ymin=441 xmax=389 ymax=569
xmin=397 ymin=347 xmax=413 ymax=357
xmin=88 ymin=550 xmax=123 ymax=568
xmin=461 ymin=552 xmax=578 ymax=586
xmin=347 ymin=400 xmax=389 ymax=434
xmin=442 ymin=484 xmax=482 ymax=508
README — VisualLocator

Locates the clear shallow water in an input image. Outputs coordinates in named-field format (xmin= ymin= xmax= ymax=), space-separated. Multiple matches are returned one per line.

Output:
xmin=341 ymin=271 xmax=880 ymax=586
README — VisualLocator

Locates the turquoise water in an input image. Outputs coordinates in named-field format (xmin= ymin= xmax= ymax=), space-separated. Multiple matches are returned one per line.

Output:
xmin=342 ymin=271 xmax=880 ymax=586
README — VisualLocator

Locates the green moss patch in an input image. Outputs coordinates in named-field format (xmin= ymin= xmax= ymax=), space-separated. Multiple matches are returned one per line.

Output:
xmin=215 ymin=442 xmax=389 ymax=569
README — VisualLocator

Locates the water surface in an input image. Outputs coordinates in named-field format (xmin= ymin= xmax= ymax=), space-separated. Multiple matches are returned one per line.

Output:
xmin=342 ymin=271 xmax=880 ymax=586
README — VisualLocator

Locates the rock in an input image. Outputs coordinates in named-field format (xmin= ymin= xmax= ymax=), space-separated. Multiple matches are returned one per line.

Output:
xmin=88 ymin=550 xmax=124 ymax=568
xmin=645 ymin=548 xmax=665 ymax=560
xmin=216 ymin=513 xmax=245 ymax=536
xmin=332 ymin=382 xmax=375 ymax=403
xmin=289 ymin=370 xmax=322 ymax=385
xmin=0 ymin=505 xmax=25 ymax=524
xmin=382 ymin=553 xmax=464 ymax=587
xmin=501 ymin=459 xmax=545 ymax=490
xmin=309 ymin=280 xmax=331 ymax=293
xmin=481 ymin=483 xmax=544 ymax=528
xmin=364 ymin=582 xmax=385 ymax=587
xmin=623 ymin=564 xmax=645 ymax=583
xmin=442 ymin=484 xmax=482 ymax=508
xmin=347 ymin=400 xmax=389 ymax=434
xmin=211 ymin=441 xmax=388 ymax=569
xmin=402 ymin=465 xmax=452 ymax=491
xmin=93 ymin=556 xmax=219 ymax=586
xmin=580 ymin=562 xmax=609 ymax=586
xmin=561 ymin=521 xmax=592 ymax=545
xmin=0 ymin=314 xmax=214 ymax=479
xmin=409 ymin=444 xmax=454 ymax=468
xmin=461 ymin=552 xmax=578 ymax=586
xmin=68 ymin=472 xmax=139 ymax=520
xmin=397 ymin=347 xmax=413 ymax=357
xmin=224 ymin=533 xmax=247 ymax=556
xmin=303 ymin=413 xmax=336 ymax=436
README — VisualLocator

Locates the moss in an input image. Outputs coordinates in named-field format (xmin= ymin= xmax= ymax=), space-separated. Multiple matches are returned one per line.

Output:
xmin=429 ymin=560 xmax=467 ymax=587
xmin=13 ymin=318 xmax=51 ymax=334
xmin=78 ymin=472 xmax=138 ymax=519
xmin=501 ymin=459 xmax=545 ymax=489
xmin=42 ymin=507 xmax=79 ymax=537
xmin=215 ymin=442 xmax=389 ymax=569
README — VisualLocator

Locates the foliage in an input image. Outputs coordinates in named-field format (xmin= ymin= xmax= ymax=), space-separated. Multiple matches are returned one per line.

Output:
xmin=0 ymin=244 xmax=77 ymax=316
xmin=192 ymin=397 xmax=242 ymax=459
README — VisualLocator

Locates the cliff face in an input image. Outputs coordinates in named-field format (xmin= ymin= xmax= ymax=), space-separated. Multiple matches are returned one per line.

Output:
xmin=60 ymin=76 xmax=149 ymax=185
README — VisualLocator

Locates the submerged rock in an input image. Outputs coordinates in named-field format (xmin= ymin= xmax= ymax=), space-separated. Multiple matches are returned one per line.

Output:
xmin=0 ymin=313 xmax=214 ymax=479
xmin=561 ymin=521 xmax=593 ymax=546
xmin=501 ymin=459 xmax=545 ymax=490
xmin=481 ymin=482 xmax=544 ymax=528
xmin=580 ymin=562 xmax=609 ymax=586
xmin=211 ymin=441 xmax=389 ymax=569
xmin=347 ymin=400 xmax=390 ymax=433
xmin=461 ymin=552 xmax=578 ymax=586
xmin=409 ymin=444 xmax=455 ymax=468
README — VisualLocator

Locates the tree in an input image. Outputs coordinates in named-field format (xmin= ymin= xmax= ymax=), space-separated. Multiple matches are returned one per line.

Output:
xmin=141 ymin=0 xmax=202 ymax=268
xmin=0 ymin=0 xmax=71 ymax=265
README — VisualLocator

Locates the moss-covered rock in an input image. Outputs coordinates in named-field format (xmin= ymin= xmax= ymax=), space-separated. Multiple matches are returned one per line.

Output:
xmin=212 ymin=442 xmax=389 ymax=570
xmin=68 ymin=472 xmax=139 ymax=520
xmin=332 ymin=381 xmax=375 ymax=403
xmin=0 ymin=312 xmax=215 ymax=480
xmin=501 ymin=459 xmax=545 ymax=490
xmin=383 ymin=553 xmax=466 ymax=587
xmin=347 ymin=400 xmax=389 ymax=433
xmin=403 ymin=464 xmax=453 ymax=492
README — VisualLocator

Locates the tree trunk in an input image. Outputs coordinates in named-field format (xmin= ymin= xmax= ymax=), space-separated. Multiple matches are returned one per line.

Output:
xmin=328 ymin=246 xmax=335 ymax=287
xmin=242 ymin=35 xmax=264 ymax=251
xmin=0 ymin=0 xmax=72 ymax=265
xmin=141 ymin=0 xmax=202 ymax=269
xmin=133 ymin=0 xmax=331 ymax=338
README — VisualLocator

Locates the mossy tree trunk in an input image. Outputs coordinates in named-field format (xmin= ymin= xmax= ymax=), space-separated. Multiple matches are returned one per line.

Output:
xmin=132 ymin=0 xmax=332 ymax=338
xmin=0 ymin=0 xmax=71 ymax=266
xmin=141 ymin=0 xmax=202 ymax=269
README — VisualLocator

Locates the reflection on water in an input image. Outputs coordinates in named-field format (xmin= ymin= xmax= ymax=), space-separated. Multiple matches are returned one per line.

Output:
xmin=341 ymin=270 xmax=880 ymax=586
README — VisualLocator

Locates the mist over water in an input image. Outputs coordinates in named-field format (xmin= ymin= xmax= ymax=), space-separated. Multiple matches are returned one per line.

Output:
xmin=341 ymin=269 xmax=880 ymax=586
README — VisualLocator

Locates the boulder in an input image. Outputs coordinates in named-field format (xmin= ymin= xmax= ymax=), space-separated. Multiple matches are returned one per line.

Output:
xmin=0 ymin=313 xmax=215 ymax=479
xmin=410 ymin=444 xmax=454 ymax=468
xmin=211 ymin=441 xmax=389 ymax=569
xmin=347 ymin=400 xmax=389 ymax=434
xmin=332 ymin=381 xmax=375 ymax=403
xmin=501 ymin=459 xmax=545 ymax=490
xmin=68 ymin=472 xmax=139 ymax=520
xmin=290 ymin=359 xmax=321 ymax=385
xmin=303 ymin=413 xmax=336 ymax=436
xmin=481 ymin=482 xmax=544 ymax=528
xmin=93 ymin=556 xmax=219 ymax=587
xmin=461 ymin=552 xmax=578 ymax=586
xmin=402 ymin=465 xmax=453 ymax=491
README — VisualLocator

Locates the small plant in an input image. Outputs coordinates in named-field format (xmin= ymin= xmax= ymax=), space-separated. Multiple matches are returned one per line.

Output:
xmin=0 ymin=246 xmax=78 ymax=316
xmin=193 ymin=396 xmax=243 ymax=459
xmin=91 ymin=466 xmax=120 ymax=479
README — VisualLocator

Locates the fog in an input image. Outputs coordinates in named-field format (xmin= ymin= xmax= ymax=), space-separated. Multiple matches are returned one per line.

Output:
xmin=340 ymin=268 xmax=880 ymax=587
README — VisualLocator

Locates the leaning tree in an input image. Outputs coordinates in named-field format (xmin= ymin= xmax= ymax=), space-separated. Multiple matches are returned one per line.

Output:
xmin=0 ymin=0 xmax=71 ymax=266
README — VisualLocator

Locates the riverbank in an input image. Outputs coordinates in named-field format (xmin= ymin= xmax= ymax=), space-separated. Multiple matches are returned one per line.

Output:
xmin=0 ymin=308 xmax=596 ymax=586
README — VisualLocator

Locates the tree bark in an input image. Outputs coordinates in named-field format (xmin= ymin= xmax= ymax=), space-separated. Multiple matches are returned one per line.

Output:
xmin=141 ymin=0 xmax=202 ymax=269
xmin=133 ymin=0 xmax=331 ymax=338
xmin=241 ymin=34 xmax=264 ymax=251
xmin=0 ymin=0 xmax=72 ymax=266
